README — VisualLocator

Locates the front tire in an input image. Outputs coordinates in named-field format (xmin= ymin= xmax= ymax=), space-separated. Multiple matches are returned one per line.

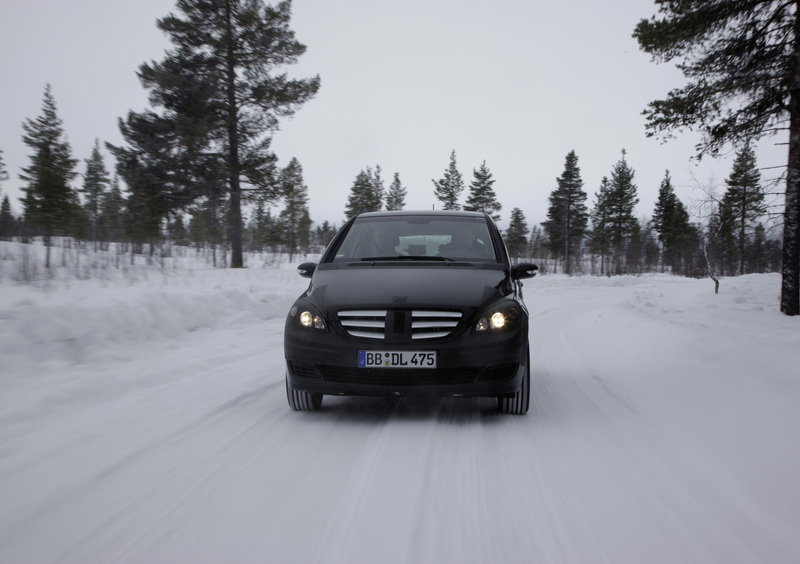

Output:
xmin=286 ymin=373 xmax=322 ymax=411
xmin=498 ymin=347 xmax=530 ymax=415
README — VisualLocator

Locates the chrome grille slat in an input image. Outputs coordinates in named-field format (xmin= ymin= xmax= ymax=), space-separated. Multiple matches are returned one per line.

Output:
xmin=412 ymin=321 xmax=459 ymax=329
xmin=338 ymin=310 xmax=387 ymax=339
xmin=341 ymin=320 xmax=385 ymax=328
xmin=411 ymin=310 xmax=463 ymax=340
xmin=337 ymin=309 xmax=463 ymax=340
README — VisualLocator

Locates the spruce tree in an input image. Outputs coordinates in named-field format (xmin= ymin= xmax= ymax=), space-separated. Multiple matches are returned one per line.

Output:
xmin=0 ymin=147 xmax=10 ymax=239
xmin=528 ymin=225 xmax=546 ymax=261
xmin=99 ymin=175 xmax=125 ymax=245
xmin=719 ymin=144 xmax=766 ymax=275
xmin=137 ymin=0 xmax=320 ymax=268
xmin=504 ymin=207 xmax=529 ymax=260
xmin=589 ymin=177 xmax=612 ymax=275
xmin=385 ymin=172 xmax=407 ymax=211
xmin=278 ymin=157 xmax=310 ymax=261
xmin=604 ymin=150 xmax=639 ymax=274
xmin=314 ymin=220 xmax=337 ymax=252
xmin=542 ymin=150 xmax=588 ymax=275
xmin=0 ymin=146 xmax=8 ymax=187
xmin=0 ymin=196 xmax=15 ymax=240
xmin=81 ymin=139 xmax=111 ymax=250
xmin=108 ymin=111 xmax=189 ymax=249
xmin=432 ymin=150 xmax=464 ymax=210
xmin=634 ymin=0 xmax=800 ymax=314
xmin=652 ymin=170 xmax=694 ymax=273
xmin=19 ymin=85 xmax=79 ymax=267
xmin=345 ymin=166 xmax=383 ymax=218
xmin=464 ymin=161 xmax=501 ymax=220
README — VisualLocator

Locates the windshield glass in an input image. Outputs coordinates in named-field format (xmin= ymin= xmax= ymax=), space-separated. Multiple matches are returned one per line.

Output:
xmin=330 ymin=215 xmax=497 ymax=263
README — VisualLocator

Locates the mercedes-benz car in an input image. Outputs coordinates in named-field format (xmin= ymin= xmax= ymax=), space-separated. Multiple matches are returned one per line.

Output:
xmin=283 ymin=210 xmax=538 ymax=414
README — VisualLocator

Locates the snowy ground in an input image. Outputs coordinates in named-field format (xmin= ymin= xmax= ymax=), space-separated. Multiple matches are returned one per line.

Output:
xmin=1 ymin=243 xmax=799 ymax=563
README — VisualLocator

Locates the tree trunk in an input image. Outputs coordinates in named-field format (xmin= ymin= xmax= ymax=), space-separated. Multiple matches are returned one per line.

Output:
xmin=225 ymin=0 xmax=244 ymax=269
xmin=782 ymin=12 xmax=800 ymax=315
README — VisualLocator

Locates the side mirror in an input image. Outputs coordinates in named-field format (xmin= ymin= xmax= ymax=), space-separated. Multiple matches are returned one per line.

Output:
xmin=297 ymin=262 xmax=317 ymax=278
xmin=511 ymin=263 xmax=538 ymax=280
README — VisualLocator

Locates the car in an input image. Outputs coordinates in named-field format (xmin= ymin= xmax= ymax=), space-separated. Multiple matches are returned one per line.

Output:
xmin=283 ymin=210 xmax=538 ymax=414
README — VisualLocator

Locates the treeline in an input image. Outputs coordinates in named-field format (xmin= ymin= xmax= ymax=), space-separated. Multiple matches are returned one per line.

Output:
xmin=523 ymin=146 xmax=780 ymax=277
xmin=0 ymin=125 xmax=782 ymax=277
xmin=339 ymin=147 xmax=780 ymax=278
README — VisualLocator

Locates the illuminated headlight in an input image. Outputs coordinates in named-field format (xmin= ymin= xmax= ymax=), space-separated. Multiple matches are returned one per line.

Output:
xmin=295 ymin=307 xmax=326 ymax=330
xmin=490 ymin=312 xmax=505 ymax=329
xmin=475 ymin=306 xmax=519 ymax=332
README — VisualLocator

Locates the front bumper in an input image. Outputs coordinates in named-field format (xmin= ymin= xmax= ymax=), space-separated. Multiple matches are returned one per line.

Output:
xmin=284 ymin=317 xmax=528 ymax=398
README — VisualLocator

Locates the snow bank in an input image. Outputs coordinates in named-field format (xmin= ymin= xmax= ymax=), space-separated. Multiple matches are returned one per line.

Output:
xmin=0 ymin=260 xmax=310 ymax=373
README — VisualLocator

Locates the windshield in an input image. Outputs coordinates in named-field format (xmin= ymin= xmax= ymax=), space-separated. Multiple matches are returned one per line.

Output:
xmin=330 ymin=215 xmax=498 ymax=263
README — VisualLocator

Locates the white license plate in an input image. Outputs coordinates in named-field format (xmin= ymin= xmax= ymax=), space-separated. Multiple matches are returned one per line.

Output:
xmin=358 ymin=350 xmax=437 ymax=369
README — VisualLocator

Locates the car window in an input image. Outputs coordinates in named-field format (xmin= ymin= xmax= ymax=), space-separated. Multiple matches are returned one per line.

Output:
xmin=331 ymin=216 xmax=497 ymax=263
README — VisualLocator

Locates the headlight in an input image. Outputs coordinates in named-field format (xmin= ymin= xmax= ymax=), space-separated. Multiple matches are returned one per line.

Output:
xmin=475 ymin=304 xmax=519 ymax=332
xmin=490 ymin=312 xmax=506 ymax=329
xmin=291 ymin=305 xmax=327 ymax=330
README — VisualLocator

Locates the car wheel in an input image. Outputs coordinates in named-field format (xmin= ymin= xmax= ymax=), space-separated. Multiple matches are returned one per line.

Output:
xmin=498 ymin=347 xmax=530 ymax=415
xmin=285 ymin=373 xmax=323 ymax=411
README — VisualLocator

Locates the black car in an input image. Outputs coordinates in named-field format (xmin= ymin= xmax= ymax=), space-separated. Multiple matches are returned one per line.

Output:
xmin=283 ymin=210 xmax=538 ymax=414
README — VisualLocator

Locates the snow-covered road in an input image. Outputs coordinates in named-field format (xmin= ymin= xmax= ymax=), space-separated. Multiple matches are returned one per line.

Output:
xmin=1 ymin=264 xmax=799 ymax=563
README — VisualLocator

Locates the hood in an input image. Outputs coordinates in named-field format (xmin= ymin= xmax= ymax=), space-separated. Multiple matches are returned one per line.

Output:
xmin=307 ymin=264 xmax=508 ymax=313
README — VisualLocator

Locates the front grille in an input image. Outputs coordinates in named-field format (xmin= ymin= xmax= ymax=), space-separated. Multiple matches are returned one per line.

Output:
xmin=338 ymin=310 xmax=387 ymax=339
xmin=411 ymin=310 xmax=462 ymax=340
xmin=318 ymin=365 xmax=481 ymax=386
xmin=338 ymin=309 xmax=462 ymax=341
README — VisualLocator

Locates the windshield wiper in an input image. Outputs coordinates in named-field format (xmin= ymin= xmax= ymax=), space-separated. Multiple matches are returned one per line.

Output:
xmin=361 ymin=255 xmax=450 ymax=262
xmin=359 ymin=255 xmax=474 ymax=265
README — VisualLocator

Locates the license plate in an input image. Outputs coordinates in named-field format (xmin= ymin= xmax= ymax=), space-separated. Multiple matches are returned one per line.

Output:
xmin=358 ymin=350 xmax=437 ymax=369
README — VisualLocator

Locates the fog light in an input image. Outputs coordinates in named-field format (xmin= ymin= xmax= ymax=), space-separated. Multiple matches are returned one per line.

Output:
xmin=490 ymin=312 xmax=506 ymax=329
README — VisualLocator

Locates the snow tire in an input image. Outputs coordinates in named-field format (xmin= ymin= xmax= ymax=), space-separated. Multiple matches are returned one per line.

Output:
xmin=498 ymin=347 xmax=530 ymax=415
xmin=286 ymin=374 xmax=323 ymax=411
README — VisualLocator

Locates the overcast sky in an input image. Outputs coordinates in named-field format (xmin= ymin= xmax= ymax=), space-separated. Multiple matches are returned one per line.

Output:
xmin=0 ymin=0 xmax=789 ymax=229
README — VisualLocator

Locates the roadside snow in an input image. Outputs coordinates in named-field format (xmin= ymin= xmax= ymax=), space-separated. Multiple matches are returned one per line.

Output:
xmin=1 ymin=256 xmax=799 ymax=563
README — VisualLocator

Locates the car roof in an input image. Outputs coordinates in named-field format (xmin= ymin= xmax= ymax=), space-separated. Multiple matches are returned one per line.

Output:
xmin=356 ymin=210 xmax=488 ymax=219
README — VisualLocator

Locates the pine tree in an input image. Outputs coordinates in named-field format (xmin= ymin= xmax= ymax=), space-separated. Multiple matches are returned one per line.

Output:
xmin=589 ymin=177 xmax=612 ymax=275
xmin=314 ymin=220 xmax=337 ymax=252
xmin=19 ymin=84 xmax=79 ymax=267
xmin=652 ymin=170 xmax=694 ymax=273
xmin=248 ymin=199 xmax=268 ymax=252
xmin=504 ymin=207 xmax=529 ymax=260
xmin=464 ymin=161 xmax=501 ymax=220
xmin=108 ymin=111 xmax=188 ymax=249
xmin=634 ymin=1 xmax=800 ymax=314
xmin=81 ymin=139 xmax=111 ymax=250
xmin=385 ymin=172 xmax=407 ymax=211
xmin=604 ymin=150 xmax=640 ymax=274
xmin=432 ymin=150 xmax=464 ymax=210
xmin=542 ymin=150 xmax=588 ymax=275
xmin=528 ymin=225 xmax=546 ymax=262
xmin=719 ymin=144 xmax=766 ymax=275
xmin=0 ymin=195 xmax=15 ymax=240
xmin=137 ymin=0 xmax=320 ymax=268
xmin=0 ymin=146 xmax=9 ymax=186
xmin=345 ymin=166 xmax=383 ymax=218
xmin=278 ymin=158 xmax=310 ymax=261
xmin=99 ymin=174 xmax=126 ymax=245
xmin=0 ymin=148 xmax=10 ymax=239
xmin=298 ymin=209 xmax=312 ymax=255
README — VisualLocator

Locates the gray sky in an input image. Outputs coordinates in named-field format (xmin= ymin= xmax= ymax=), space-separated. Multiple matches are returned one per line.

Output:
xmin=0 ymin=0 xmax=788 ymax=230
